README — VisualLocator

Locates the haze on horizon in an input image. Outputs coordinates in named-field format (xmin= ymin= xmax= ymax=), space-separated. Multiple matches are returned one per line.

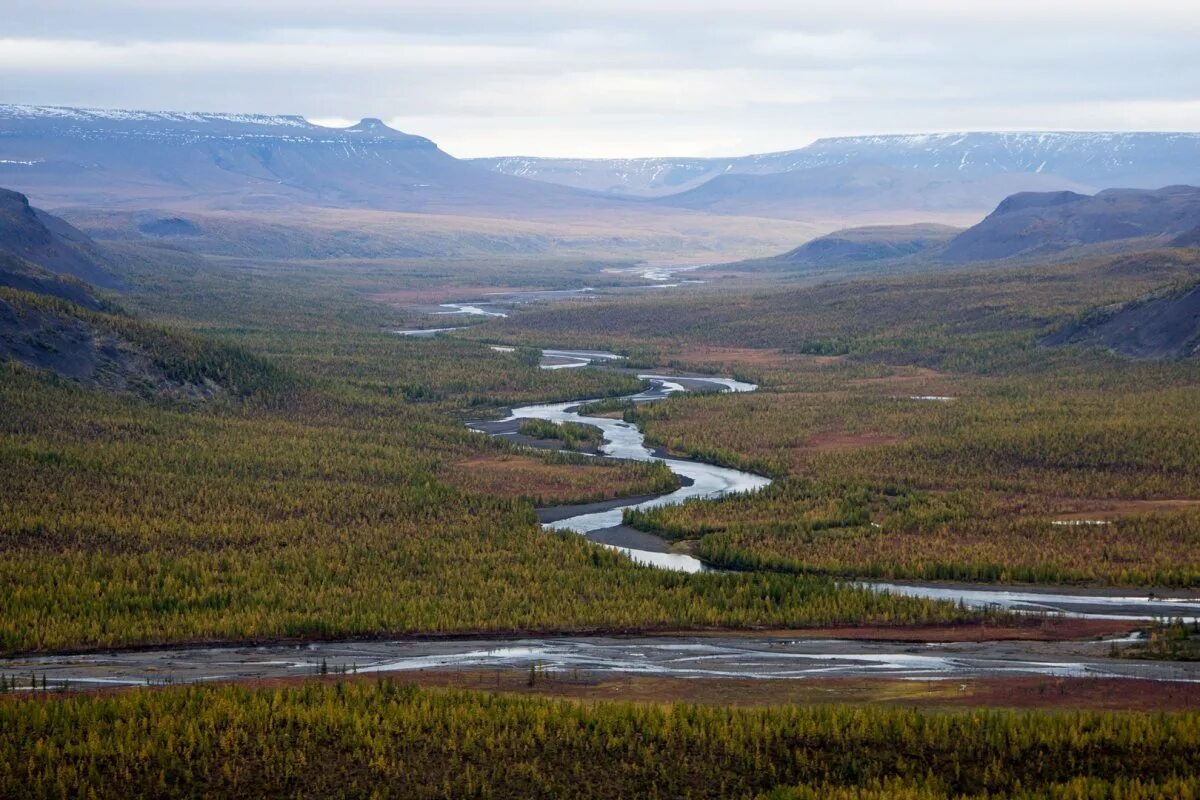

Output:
xmin=4 ymin=0 xmax=1199 ymax=159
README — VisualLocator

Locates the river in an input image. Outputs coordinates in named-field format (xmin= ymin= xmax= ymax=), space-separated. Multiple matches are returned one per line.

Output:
xmin=5 ymin=634 xmax=1198 ymax=689
xmin=4 ymin=348 xmax=1198 ymax=689
xmin=492 ymin=353 xmax=1200 ymax=622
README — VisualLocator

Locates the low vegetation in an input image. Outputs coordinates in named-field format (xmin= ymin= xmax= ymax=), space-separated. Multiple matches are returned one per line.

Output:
xmin=2 ymin=681 xmax=1199 ymax=799
xmin=484 ymin=257 xmax=1200 ymax=586
xmin=0 ymin=366 xmax=971 ymax=656
xmin=439 ymin=451 xmax=678 ymax=506
xmin=517 ymin=418 xmax=604 ymax=450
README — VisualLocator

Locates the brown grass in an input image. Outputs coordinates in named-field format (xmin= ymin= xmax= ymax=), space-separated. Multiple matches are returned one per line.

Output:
xmin=105 ymin=669 xmax=1197 ymax=713
xmin=439 ymin=453 xmax=665 ymax=505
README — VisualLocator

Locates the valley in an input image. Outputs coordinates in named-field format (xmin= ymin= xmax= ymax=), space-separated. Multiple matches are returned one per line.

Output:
xmin=3 ymin=93 xmax=1200 ymax=798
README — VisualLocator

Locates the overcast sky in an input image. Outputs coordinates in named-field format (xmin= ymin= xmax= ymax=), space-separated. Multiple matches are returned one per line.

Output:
xmin=4 ymin=0 xmax=1199 ymax=158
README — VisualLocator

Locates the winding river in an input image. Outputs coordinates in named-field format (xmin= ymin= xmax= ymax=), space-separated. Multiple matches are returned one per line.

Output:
xmin=490 ymin=353 xmax=1200 ymax=623
xmin=497 ymin=371 xmax=768 ymax=571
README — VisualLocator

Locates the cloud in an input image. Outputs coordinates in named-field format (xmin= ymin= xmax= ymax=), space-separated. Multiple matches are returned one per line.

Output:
xmin=2 ymin=1 xmax=1198 ymax=157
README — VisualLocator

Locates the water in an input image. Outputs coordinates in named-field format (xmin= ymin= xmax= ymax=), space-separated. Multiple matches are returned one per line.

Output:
xmin=867 ymin=582 xmax=1200 ymax=622
xmin=392 ymin=327 xmax=467 ymax=337
xmin=436 ymin=303 xmax=508 ymax=318
xmin=504 ymin=373 xmax=771 ymax=571
xmin=5 ymin=635 xmax=1197 ymax=687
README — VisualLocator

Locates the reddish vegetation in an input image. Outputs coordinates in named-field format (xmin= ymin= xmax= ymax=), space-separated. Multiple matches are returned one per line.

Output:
xmin=1049 ymin=498 xmax=1200 ymax=521
xmin=439 ymin=453 xmax=667 ymax=505
xmin=849 ymin=365 xmax=952 ymax=392
xmin=667 ymin=346 xmax=843 ymax=371
xmin=942 ymin=677 xmax=1200 ymax=712
xmin=805 ymin=430 xmax=904 ymax=453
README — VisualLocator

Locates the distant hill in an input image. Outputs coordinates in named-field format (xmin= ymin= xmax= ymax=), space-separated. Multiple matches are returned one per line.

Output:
xmin=474 ymin=132 xmax=1200 ymax=221
xmin=940 ymin=185 xmax=1200 ymax=263
xmin=0 ymin=187 xmax=119 ymax=284
xmin=645 ymin=161 xmax=1088 ymax=220
xmin=769 ymin=223 xmax=962 ymax=267
xmin=1173 ymin=224 xmax=1200 ymax=248
xmin=0 ymin=105 xmax=619 ymax=216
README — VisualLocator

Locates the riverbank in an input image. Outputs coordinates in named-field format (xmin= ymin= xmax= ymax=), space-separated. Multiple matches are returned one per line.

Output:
xmin=163 ymin=670 xmax=1200 ymax=713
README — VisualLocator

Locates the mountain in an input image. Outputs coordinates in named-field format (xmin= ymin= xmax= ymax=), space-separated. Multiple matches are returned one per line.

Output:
xmin=0 ymin=187 xmax=118 ymax=285
xmin=769 ymin=223 xmax=962 ymax=267
xmin=1173 ymin=224 xmax=1200 ymax=248
xmin=646 ymin=162 xmax=1089 ymax=219
xmin=0 ymin=104 xmax=617 ymax=216
xmin=940 ymin=185 xmax=1200 ymax=263
xmin=473 ymin=132 xmax=1200 ymax=199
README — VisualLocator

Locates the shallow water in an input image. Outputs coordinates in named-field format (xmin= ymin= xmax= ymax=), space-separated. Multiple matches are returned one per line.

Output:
xmin=437 ymin=303 xmax=508 ymax=318
xmin=867 ymin=582 xmax=1200 ymax=622
xmin=505 ymin=373 xmax=771 ymax=571
xmin=5 ymin=635 xmax=1198 ymax=688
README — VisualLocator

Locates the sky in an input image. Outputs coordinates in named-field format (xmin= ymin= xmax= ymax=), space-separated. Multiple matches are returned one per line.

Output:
xmin=4 ymin=0 xmax=1199 ymax=159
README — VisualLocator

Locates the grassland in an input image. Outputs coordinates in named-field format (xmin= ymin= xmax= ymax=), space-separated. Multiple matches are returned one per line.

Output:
xmin=2 ymin=680 xmax=1199 ymax=799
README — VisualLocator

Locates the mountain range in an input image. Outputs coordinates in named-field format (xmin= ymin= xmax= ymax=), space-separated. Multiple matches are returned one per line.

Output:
xmin=473 ymin=132 xmax=1200 ymax=197
xmin=475 ymin=133 xmax=1200 ymax=219
xmin=0 ymin=104 xmax=610 ymax=216
xmin=4 ymin=106 xmax=1199 ymax=226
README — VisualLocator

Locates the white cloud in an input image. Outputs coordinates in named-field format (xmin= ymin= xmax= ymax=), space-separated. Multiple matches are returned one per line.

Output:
xmin=2 ymin=1 xmax=1198 ymax=157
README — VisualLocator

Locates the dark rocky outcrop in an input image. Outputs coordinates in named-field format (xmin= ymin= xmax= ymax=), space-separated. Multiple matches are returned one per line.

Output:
xmin=1043 ymin=282 xmax=1200 ymax=359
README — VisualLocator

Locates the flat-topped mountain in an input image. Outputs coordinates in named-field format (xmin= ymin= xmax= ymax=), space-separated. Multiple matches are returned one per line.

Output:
xmin=473 ymin=132 xmax=1200 ymax=199
xmin=0 ymin=104 xmax=612 ymax=214
xmin=940 ymin=185 xmax=1200 ymax=263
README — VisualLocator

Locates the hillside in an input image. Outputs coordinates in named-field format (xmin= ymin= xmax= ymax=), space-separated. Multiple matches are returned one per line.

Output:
xmin=751 ymin=223 xmax=961 ymax=269
xmin=0 ymin=105 xmax=621 ymax=216
xmin=1044 ymin=281 xmax=1200 ymax=359
xmin=940 ymin=185 xmax=1200 ymax=263
xmin=0 ymin=187 xmax=120 ymax=291
xmin=0 ymin=286 xmax=293 ymax=400
xmin=0 ymin=184 xmax=292 ymax=398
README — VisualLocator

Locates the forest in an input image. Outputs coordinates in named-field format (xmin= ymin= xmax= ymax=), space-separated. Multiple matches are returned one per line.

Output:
xmin=2 ymin=679 xmax=1199 ymax=799
xmin=0 ymin=317 xmax=971 ymax=655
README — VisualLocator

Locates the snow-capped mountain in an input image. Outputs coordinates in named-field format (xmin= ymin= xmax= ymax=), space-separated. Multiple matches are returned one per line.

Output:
xmin=471 ymin=132 xmax=1200 ymax=205
xmin=0 ymin=104 xmax=608 ymax=214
